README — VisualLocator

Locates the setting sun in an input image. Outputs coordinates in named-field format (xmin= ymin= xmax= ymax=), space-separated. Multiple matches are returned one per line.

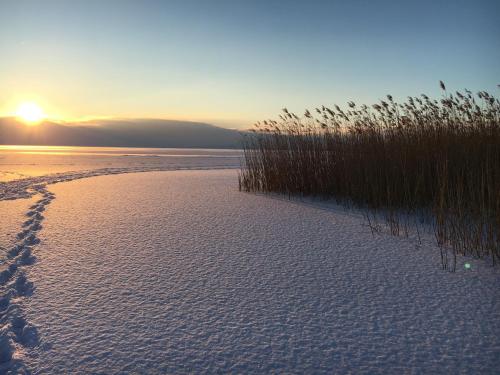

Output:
xmin=16 ymin=102 xmax=45 ymax=125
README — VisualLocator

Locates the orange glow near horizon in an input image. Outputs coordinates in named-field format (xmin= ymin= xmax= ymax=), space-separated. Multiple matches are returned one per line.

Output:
xmin=15 ymin=102 xmax=46 ymax=125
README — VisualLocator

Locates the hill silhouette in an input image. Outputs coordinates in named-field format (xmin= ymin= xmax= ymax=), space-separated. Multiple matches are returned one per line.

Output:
xmin=0 ymin=118 xmax=243 ymax=149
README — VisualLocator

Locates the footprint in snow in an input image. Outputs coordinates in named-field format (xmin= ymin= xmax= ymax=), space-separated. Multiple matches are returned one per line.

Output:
xmin=17 ymin=248 xmax=35 ymax=266
xmin=7 ymin=246 xmax=23 ymax=258
xmin=16 ymin=230 xmax=30 ymax=240
xmin=22 ymin=234 xmax=40 ymax=246
xmin=22 ymin=219 xmax=34 ymax=227
xmin=14 ymin=274 xmax=34 ymax=297
xmin=29 ymin=222 xmax=42 ymax=231
xmin=25 ymin=210 xmax=37 ymax=217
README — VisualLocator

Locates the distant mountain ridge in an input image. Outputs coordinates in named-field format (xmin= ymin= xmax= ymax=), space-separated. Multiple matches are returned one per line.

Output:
xmin=0 ymin=117 xmax=243 ymax=149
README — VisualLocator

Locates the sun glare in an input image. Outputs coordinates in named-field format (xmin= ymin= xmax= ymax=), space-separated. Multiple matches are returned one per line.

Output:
xmin=16 ymin=102 xmax=45 ymax=125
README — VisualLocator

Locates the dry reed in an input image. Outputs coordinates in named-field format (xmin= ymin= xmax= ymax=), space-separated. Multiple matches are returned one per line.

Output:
xmin=239 ymin=83 xmax=500 ymax=271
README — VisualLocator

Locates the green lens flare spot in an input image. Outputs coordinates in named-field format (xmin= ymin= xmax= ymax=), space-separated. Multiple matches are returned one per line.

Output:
xmin=464 ymin=263 xmax=471 ymax=269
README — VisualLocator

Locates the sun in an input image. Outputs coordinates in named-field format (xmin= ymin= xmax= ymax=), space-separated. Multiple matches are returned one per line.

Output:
xmin=16 ymin=102 xmax=46 ymax=125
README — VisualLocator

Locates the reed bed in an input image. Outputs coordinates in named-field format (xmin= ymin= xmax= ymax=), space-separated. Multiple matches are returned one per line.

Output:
xmin=239 ymin=83 xmax=500 ymax=270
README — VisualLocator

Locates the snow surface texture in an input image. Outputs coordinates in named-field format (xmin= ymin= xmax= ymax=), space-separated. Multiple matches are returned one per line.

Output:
xmin=0 ymin=197 xmax=38 ymax=252
xmin=0 ymin=148 xmax=241 ymax=373
xmin=1 ymin=170 xmax=497 ymax=374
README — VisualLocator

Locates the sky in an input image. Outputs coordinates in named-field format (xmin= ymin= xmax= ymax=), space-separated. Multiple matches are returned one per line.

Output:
xmin=0 ymin=0 xmax=499 ymax=129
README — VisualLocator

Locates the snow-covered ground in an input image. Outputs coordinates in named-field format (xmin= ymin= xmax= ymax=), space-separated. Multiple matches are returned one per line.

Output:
xmin=0 ymin=148 xmax=499 ymax=373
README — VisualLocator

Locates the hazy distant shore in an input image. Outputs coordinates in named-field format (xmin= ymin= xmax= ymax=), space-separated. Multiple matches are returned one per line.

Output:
xmin=0 ymin=117 xmax=244 ymax=149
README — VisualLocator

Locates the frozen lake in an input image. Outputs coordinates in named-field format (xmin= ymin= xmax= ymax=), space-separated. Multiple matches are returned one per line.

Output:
xmin=0 ymin=145 xmax=242 ymax=182
xmin=0 ymin=148 xmax=499 ymax=373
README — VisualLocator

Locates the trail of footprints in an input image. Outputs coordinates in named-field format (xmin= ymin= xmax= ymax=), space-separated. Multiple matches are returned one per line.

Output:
xmin=0 ymin=165 xmax=238 ymax=202
xmin=0 ymin=165 xmax=238 ymax=372
xmin=0 ymin=186 xmax=55 ymax=371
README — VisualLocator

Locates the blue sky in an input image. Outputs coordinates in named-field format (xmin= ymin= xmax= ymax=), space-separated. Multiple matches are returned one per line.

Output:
xmin=1 ymin=0 xmax=499 ymax=128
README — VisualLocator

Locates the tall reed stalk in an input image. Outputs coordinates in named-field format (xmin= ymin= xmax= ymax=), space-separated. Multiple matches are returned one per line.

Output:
xmin=239 ymin=83 xmax=500 ymax=270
